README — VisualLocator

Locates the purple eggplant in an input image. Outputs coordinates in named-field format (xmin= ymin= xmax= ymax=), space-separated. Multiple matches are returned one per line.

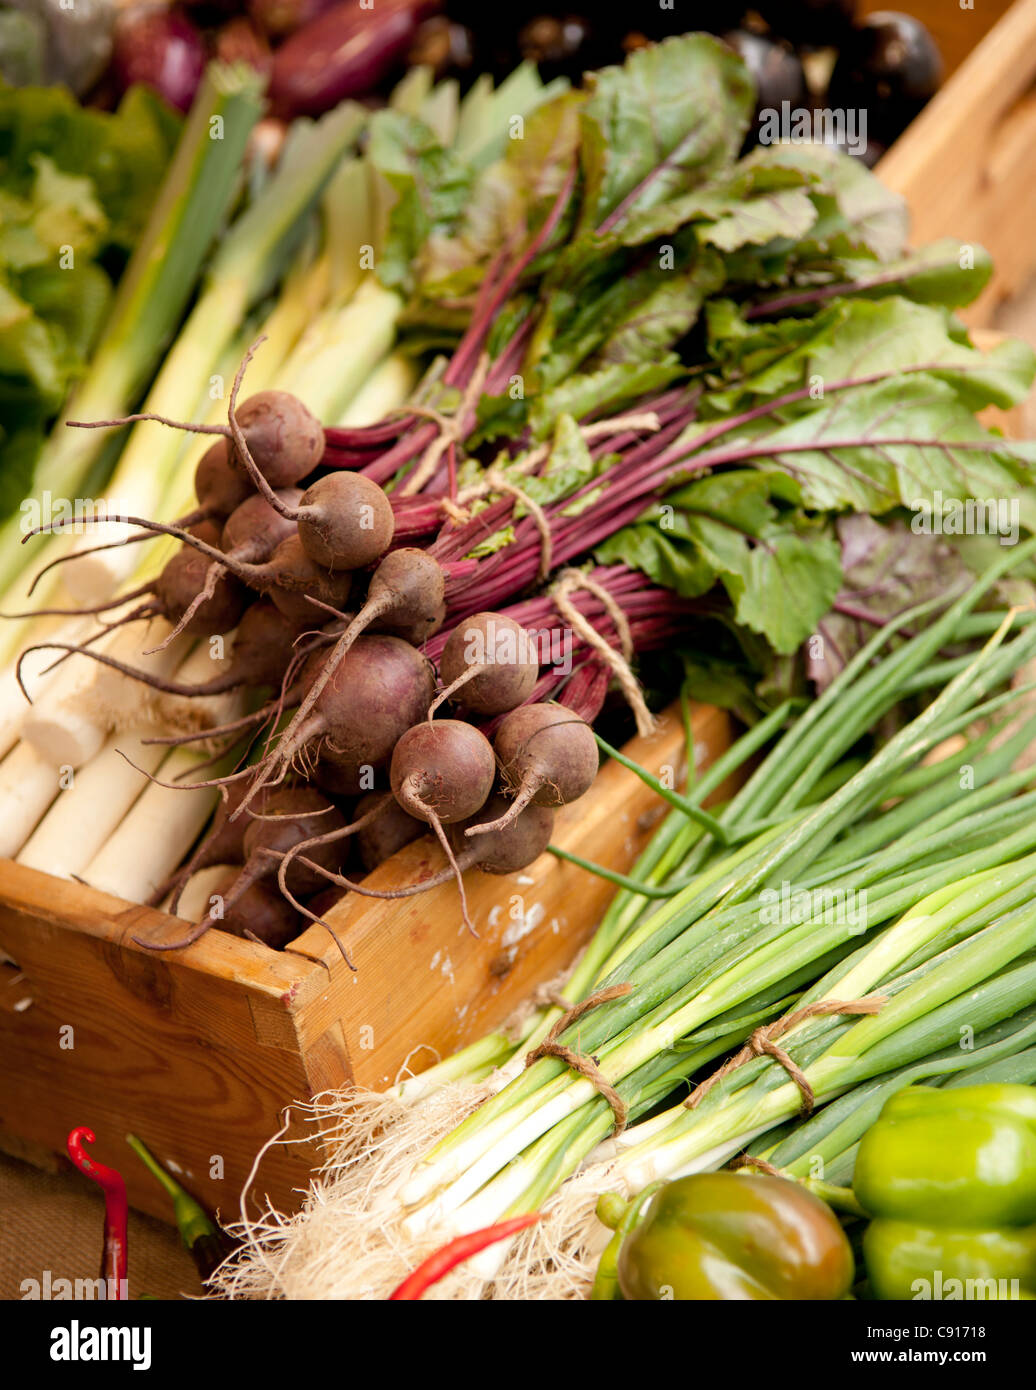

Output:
xmin=827 ymin=12 xmax=942 ymax=145
xmin=112 ymin=6 xmax=207 ymax=114
xmin=270 ymin=0 xmax=442 ymax=117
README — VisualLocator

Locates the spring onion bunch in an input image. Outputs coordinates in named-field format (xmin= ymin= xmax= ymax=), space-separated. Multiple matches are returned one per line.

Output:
xmin=212 ymin=540 xmax=1036 ymax=1298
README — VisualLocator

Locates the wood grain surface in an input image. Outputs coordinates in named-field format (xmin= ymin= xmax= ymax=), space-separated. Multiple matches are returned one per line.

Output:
xmin=877 ymin=0 xmax=1036 ymax=324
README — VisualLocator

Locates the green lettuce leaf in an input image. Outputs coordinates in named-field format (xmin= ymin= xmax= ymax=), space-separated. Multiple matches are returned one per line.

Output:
xmin=0 ymin=82 xmax=181 ymax=253
xmin=0 ymin=80 xmax=181 ymax=494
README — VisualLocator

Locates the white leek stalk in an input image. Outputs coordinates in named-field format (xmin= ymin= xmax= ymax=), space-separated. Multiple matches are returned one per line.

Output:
xmin=18 ymin=615 xmax=194 ymax=768
xmin=334 ymin=352 xmax=418 ymax=427
xmin=82 ymin=745 xmax=231 ymax=904
xmin=15 ymin=639 xmax=232 ymax=879
xmin=276 ymin=278 xmax=403 ymax=421
xmin=0 ymin=744 xmax=63 ymax=859
xmin=173 ymin=864 xmax=238 ymax=923
xmin=0 ymin=612 xmax=96 ymax=761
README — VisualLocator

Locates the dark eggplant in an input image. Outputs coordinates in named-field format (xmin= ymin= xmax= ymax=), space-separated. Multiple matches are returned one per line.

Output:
xmin=721 ymin=28 xmax=808 ymax=145
xmin=111 ymin=6 xmax=206 ymax=113
xmin=269 ymin=0 xmax=442 ymax=117
xmin=754 ymin=0 xmax=857 ymax=47
xmin=827 ymin=11 xmax=942 ymax=144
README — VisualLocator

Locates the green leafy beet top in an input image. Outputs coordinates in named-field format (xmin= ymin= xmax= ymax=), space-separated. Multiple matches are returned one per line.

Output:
xmin=367 ymin=34 xmax=1036 ymax=681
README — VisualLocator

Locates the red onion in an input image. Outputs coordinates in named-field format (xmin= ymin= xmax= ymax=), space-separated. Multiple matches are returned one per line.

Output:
xmin=112 ymin=6 xmax=206 ymax=114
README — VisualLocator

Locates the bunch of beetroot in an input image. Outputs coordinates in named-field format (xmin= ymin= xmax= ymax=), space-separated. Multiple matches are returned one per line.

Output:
xmin=16 ymin=359 xmax=657 ymax=960
xmin=17 ymin=160 xmax=706 ymax=957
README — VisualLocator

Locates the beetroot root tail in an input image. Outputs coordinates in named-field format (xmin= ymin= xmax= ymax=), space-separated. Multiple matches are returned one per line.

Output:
xmin=143 ymin=561 xmax=225 ymax=655
xmin=134 ymin=864 xmax=256 ymax=952
xmin=427 ymin=664 xmax=479 ymax=720
xmin=403 ymin=785 xmax=477 ymax=938
xmin=15 ymin=640 xmax=243 ymax=702
xmin=224 ymin=338 xmax=302 ymax=522
xmin=289 ymin=855 xmax=458 ymax=900
xmin=464 ymin=781 xmax=537 ymax=838
xmin=66 ymin=411 xmax=228 ymax=438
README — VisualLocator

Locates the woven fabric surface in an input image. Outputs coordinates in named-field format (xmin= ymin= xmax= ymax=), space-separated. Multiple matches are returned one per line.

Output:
xmin=0 ymin=1150 xmax=203 ymax=1301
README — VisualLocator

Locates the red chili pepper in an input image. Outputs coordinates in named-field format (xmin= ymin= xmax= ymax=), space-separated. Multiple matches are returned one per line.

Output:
xmin=388 ymin=1213 xmax=541 ymax=1300
xmin=67 ymin=1127 xmax=129 ymax=1300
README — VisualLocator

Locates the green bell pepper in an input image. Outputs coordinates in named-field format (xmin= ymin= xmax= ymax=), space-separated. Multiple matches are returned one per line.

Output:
xmin=855 ymin=1083 xmax=1036 ymax=1299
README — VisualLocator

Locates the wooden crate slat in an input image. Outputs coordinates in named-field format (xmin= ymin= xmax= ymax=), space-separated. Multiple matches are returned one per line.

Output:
xmin=0 ymin=896 xmax=319 ymax=1223
xmin=877 ymin=0 xmax=1036 ymax=323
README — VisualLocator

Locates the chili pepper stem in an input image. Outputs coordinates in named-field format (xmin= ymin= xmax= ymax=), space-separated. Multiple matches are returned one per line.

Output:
xmin=126 ymin=1133 xmax=219 ymax=1250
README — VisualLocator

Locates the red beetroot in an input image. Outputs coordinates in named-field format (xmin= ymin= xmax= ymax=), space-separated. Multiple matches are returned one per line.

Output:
xmin=466 ymin=703 xmax=599 ymax=837
xmin=431 ymin=611 xmax=539 ymax=718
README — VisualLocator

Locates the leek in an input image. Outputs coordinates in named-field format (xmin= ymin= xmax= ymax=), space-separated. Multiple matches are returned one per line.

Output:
xmin=0 ymin=64 xmax=265 ymax=601
xmin=61 ymin=102 xmax=366 ymax=600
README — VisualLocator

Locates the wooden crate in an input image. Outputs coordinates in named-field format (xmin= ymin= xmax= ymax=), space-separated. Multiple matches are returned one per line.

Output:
xmin=0 ymin=704 xmax=736 ymax=1223
xmin=3 ymin=0 xmax=1035 ymax=1230
xmin=875 ymin=0 xmax=1036 ymax=324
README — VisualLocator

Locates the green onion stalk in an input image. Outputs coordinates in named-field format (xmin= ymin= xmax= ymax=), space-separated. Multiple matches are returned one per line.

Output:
xmin=747 ymin=1008 xmax=1036 ymax=1193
